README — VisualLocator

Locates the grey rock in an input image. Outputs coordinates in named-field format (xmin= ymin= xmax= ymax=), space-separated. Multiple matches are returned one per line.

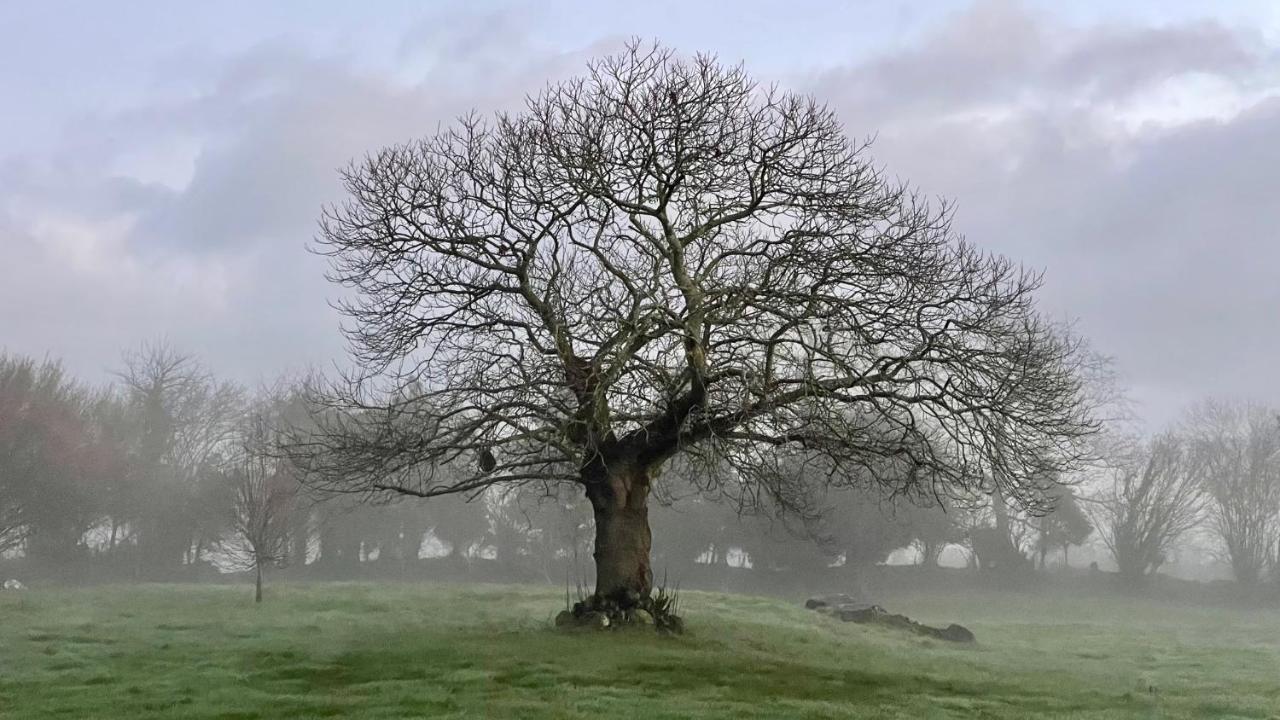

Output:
xmin=836 ymin=604 xmax=886 ymax=623
xmin=659 ymin=614 xmax=685 ymax=635
xmin=806 ymin=595 xmax=976 ymax=643
xmin=804 ymin=593 xmax=858 ymax=609
xmin=937 ymin=623 xmax=976 ymax=643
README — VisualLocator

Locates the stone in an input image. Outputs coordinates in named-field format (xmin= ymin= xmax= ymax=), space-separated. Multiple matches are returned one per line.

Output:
xmin=631 ymin=609 xmax=655 ymax=625
xmin=2 ymin=579 xmax=25 ymax=591
xmin=937 ymin=623 xmax=976 ymax=643
xmin=805 ymin=596 xmax=975 ymax=643
xmin=657 ymin=614 xmax=685 ymax=635
xmin=835 ymin=604 xmax=886 ymax=623
xmin=554 ymin=610 xmax=575 ymax=628
xmin=582 ymin=611 xmax=610 ymax=630
xmin=805 ymin=593 xmax=857 ymax=609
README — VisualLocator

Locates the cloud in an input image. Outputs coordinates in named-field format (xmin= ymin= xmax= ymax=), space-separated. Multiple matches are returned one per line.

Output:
xmin=807 ymin=0 xmax=1280 ymax=426
xmin=0 ymin=15 xmax=590 ymax=384
xmin=2 ymin=0 xmax=1277 ymax=429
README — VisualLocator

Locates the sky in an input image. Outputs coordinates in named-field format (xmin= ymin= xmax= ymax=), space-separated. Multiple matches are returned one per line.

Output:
xmin=2 ymin=0 xmax=1279 ymax=429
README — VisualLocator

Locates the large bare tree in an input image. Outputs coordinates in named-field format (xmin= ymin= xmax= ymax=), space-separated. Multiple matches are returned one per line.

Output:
xmin=1093 ymin=433 xmax=1204 ymax=585
xmin=1185 ymin=400 xmax=1280 ymax=586
xmin=293 ymin=43 xmax=1099 ymax=611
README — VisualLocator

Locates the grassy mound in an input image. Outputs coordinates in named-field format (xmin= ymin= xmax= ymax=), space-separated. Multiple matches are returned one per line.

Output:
xmin=1 ymin=582 xmax=1277 ymax=718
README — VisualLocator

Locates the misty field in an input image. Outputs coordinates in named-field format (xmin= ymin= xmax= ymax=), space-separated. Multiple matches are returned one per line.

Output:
xmin=1 ymin=583 xmax=1277 ymax=719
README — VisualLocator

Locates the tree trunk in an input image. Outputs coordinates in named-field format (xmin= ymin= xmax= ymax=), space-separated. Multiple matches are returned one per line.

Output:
xmin=254 ymin=562 xmax=263 ymax=603
xmin=920 ymin=541 xmax=940 ymax=568
xmin=991 ymin=486 xmax=1011 ymax=540
xmin=584 ymin=459 xmax=652 ymax=604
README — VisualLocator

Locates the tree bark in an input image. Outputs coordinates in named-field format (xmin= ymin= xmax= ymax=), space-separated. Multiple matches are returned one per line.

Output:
xmin=254 ymin=562 xmax=263 ymax=603
xmin=584 ymin=459 xmax=653 ymax=603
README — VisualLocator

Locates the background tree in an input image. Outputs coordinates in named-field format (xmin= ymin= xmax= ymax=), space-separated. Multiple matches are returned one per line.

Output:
xmin=836 ymin=492 xmax=916 ymax=597
xmin=487 ymin=491 xmax=537 ymax=566
xmin=292 ymin=42 xmax=1100 ymax=611
xmin=908 ymin=502 xmax=964 ymax=568
xmin=513 ymin=485 xmax=595 ymax=583
xmin=1032 ymin=488 xmax=1092 ymax=569
xmin=425 ymin=493 xmax=490 ymax=563
xmin=964 ymin=487 xmax=1038 ymax=573
xmin=1093 ymin=434 xmax=1204 ymax=586
xmin=649 ymin=492 xmax=739 ymax=575
xmin=0 ymin=354 xmax=125 ymax=566
xmin=116 ymin=342 xmax=242 ymax=576
xmin=1185 ymin=399 xmax=1280 ymax=586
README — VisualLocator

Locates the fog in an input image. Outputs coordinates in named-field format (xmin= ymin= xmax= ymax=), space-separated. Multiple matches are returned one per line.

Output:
xmin=3 ymin=3 xmax=1280 ymax=718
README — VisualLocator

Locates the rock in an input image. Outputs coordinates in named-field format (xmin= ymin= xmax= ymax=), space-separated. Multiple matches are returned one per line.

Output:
xmin=631 ymin=609 xmax=655 ymax=625
xmin=2 ymin=579 xmax=25 ymax=591
xmin=835 ymin=604 xmax=886 ymax=623
xmin=554 ymin=610 xmax=575 ymax=628
xmin=664 ymin=615 xmax=686 ymax=635
xmin=937 ymin=623 xmax=975 ymax=643
xmin=805 ymin=595 xmax=975 ymax=644
xmin=582 ymin=611 xmax=610 ymax=630
xmin=805 ymin=593 xmax=857 ymax=609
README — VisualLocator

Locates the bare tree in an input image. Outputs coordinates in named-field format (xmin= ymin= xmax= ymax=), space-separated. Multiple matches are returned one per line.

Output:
xmin=1093 ymin=434 xmax=1204 ymax=585
xmin=1185 ymin=400 xmax=1280 ymax=586
xmin=222 ymin=409 xmax=296 ymax=603
xmin=291 ymin=43 xmax=1100 ymax=611
xmin=115 ymin=341 xmax=243 ymax=574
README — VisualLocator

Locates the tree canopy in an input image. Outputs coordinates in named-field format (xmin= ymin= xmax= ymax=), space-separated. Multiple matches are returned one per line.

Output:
xmin=292 ymin=42 xmax=1101 ymax=603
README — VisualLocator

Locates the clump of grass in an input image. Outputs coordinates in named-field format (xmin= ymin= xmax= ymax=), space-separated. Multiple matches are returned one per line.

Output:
xmin=651 ymin=570 xmax=681 ymax=618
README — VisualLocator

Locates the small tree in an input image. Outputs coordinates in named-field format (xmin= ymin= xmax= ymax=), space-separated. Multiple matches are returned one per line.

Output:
xmin=222 ymin=411 xmax=295 ymax=602
xmin=292 ymin=42 xmax=1100 ymax=615
xmin=1094 ymin=434 xmax=1203 ymax=586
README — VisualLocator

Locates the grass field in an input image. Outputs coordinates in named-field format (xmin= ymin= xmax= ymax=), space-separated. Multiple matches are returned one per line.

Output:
xmin=1 ymin=582 xmax=1278 ymax=719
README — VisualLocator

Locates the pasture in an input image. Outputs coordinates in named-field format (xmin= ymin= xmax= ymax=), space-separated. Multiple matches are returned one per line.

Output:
xmin=1 ymin=582 xmax=1277 ymax=719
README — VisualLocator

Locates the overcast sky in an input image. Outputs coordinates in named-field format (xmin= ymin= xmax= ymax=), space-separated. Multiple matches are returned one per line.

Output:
xmin=2 ymin=0 xmax=1278 ymax=429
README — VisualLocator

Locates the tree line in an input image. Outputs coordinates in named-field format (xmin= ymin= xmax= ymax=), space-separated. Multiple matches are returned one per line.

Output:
xmin=3 ymin=343 xmax=1277 ymax=600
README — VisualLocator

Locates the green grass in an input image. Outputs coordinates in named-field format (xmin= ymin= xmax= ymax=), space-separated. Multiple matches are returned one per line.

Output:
xmin=1 ymin=582 xmax=1278 ymax=719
